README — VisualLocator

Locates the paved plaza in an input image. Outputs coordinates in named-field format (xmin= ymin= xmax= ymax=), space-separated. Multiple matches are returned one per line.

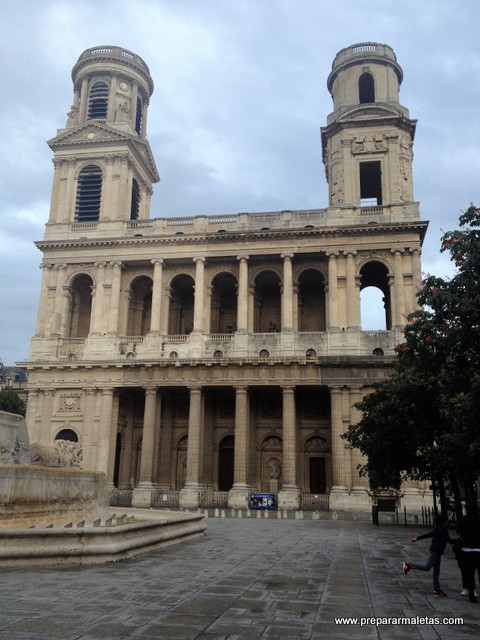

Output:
xmin=0 ymin=514 xmax=479 ymax=639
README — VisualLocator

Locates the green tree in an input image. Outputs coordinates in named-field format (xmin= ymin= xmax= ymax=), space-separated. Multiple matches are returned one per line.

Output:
xmin=0 ymin=389 xmax=26 ymax=416
xmin=343 ymin=205 xmax=480 ymax=514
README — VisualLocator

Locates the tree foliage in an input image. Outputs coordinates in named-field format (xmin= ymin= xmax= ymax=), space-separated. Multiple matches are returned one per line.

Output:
xmin=343 ymin=205 xmax=480 ymax=507
xmin=0 ymin=389 xmax=26 ymax=416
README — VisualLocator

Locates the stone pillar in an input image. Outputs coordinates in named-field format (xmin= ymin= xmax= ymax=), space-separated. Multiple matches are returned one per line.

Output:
xmin=59 ymin=286 xmax=73 ymax=337
xmin=193 ymin=257 xmax=206 ymax=333
xmin=345 ymin=251 xmax=358 ymax=329
xmin=278 ymin=386 xmax=300 ymax=510
xmin=229 ymin=386 xmax=250 ymax=508
xmin=65 ymin=159 xmax=77 ymax=221
xmin=107 ymin=73 xmax=118 ymax=122
xmin=49 ymin=264 xmax=67 ymax=335
xmin=330 ymin=387 xmax=347 ymax=491
xmin=39 ymin=390 xmax=55 ymax=442
xmin=91 ymin=262 xmax=107 ymax=334
xmin=35 ymin=264 xmax=53 ymax=336
xmin=49 ymin=159 xmax=62 ymax=223
xmin=327 ymin=252 xmax=339 ymax=329
xmin=179 ymin=387 xmax=204 ymax=508
xmin=103 ymin=155 xmax=115 ymax=218
xmin=349 ymin=386 xmax=370 ymax=496
xmin=108 ymin=261 xmax=123 ymax=334
xmin=118 ymin=156 xmax=129 ymax=219
xmin=78 ymin=76 xmax=89 ymax=123
xmin=281 ymin=253 xmax=294 ymax=331
xmin=82 ymin=388 xmax=98 ymax=470
xmin=132 ymin=387 xmax=159 ymax=507
xmin=236 ymin=256 xmax=249 ymax=332
xmin=392 ymin=249 xmax=406 ymax=326
xmin=150 ymin=259 xmax=164 ymax=333
xmin=96 ymin=388 xmax=115 ymax=478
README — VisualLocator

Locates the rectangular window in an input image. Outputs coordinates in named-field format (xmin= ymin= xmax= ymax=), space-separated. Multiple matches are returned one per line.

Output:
xmin=360 ymin=161 xmax=382 ymax=206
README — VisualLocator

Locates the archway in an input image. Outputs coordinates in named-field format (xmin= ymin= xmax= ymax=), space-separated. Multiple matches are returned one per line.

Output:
xmin=218 ymin=435 xmax=234 ymax=491
xmin=360 ymin=261 xmax=391 ymax=329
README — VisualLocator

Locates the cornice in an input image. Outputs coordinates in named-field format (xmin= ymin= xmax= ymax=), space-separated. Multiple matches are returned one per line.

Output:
xmin=35 ymin=220 xmax=429 ymax=252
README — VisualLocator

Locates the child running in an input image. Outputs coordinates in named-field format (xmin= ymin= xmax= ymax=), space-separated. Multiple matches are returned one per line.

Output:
xmin=403 ymin=513 xmax=453 ymax=597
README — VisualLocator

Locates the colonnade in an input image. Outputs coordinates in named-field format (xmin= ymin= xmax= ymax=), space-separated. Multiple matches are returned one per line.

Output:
xmin=35 ymin=248 xmax=422 ymax=339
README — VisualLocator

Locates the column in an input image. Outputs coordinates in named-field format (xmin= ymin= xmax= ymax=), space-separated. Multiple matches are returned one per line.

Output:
xmin=108 ymin=261 xmax=123 ymax=334
xmin=39 ymin=390 xmax=55 ymax=442
xmin=392 ymin=249 xmax=406 ymax=326
xmin=91 ymin=262 xmax=107 ymax=334
xmin=107 ymin=73 xmax=118 ymax=122
xmin=102 ymin=155 xmax=115 ymax=218
xmin=278 ymin=386 xmax=300 ymax=510
xmin=330 ymin=387 xmax=347 ymax=490
xmin=327 ymin=252 xmax=339 ymax=329
xmin=118 ymin=155 xmax=129 ymax=219
xmin=193 ymin=257 xmax=206 ymax=332
xmin=49 ymin=264 xmax=67 ymax=335
xmin=281 ymin=253 xmax=294 ymax=331
xmin=59 ymin=286 xmax=72 ymax=337
xmin=49 ymin=159 xmax=62 ymax=223
xmin=78 ymin=76 xmax=89 ymax=123
xmin=349 ymin=386 xmax=369 ymax=493
xmin=179 ymin=387 xmax=204 ymax=508
xmin=82 ymin=388 xmax=98 ymax=470
xmin=35 ymin=264 xmax=53 ymax=336
xmin=229 ymin=387 xmax=250 ymax=508
xmin=96 ymin=388 xmax=114 ymax=476
xmin=65 ymin=159 xmax=77 ymax=221
xmin=345 ymin=251 xmax=359 ymax=329
xmin=150 ymin=259 xmax=164 ymax=333
xmin=132 ymin=387 xmax=159 ymax=508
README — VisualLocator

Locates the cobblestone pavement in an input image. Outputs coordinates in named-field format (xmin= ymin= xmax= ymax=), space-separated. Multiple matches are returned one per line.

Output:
xmin=0 ymin=516 xmax=479 ymax=639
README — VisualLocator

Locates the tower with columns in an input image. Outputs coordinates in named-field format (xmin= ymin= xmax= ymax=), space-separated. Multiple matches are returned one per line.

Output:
xmin=23 ymin=43 xmax=430 ymax=514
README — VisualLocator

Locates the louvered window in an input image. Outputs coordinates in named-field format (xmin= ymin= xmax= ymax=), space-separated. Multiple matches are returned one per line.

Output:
xmin=88 ymin=81 xmax=109 ymax=119
xmin=130 ymin=178 xmax=140 ymax=220
xmin=135 ymin=97 xmax=143 ymax=135
xmin=75 ymin=165 xmax=102 ymax=222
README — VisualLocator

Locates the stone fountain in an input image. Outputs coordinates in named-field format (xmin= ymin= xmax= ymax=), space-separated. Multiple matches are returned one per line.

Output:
xmin=0 ymin=410 xmax=206 ymax=567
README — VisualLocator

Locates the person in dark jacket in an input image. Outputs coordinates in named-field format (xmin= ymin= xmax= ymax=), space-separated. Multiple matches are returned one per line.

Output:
xmin=403 ymin=513 xmax=453 ymax=596
xmin=457 ymin=500 xmax=480 ymax=603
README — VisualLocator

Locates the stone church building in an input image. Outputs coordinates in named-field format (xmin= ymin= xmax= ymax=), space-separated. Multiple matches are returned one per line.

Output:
xmin=24 ymin=42 xmax=430 ymax=513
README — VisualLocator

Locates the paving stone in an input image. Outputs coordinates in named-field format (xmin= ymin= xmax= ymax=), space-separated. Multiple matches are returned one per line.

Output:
xmin=0 ymin=518 xmax=479 ymax=639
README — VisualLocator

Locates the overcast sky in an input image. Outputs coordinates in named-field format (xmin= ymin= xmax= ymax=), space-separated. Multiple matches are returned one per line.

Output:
xmin=1 ymin=0 xmax=479 ymax=364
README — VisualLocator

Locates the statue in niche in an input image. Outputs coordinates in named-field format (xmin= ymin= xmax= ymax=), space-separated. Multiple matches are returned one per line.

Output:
xmin=267 ymin=457 xmax=281 ymax=493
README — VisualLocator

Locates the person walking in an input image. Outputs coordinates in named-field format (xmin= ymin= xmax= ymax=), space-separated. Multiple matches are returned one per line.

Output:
xmin=457 ymin=500 xmax=480 ymax=603
xmin=403 ymin=513 xmax=453 ymax=597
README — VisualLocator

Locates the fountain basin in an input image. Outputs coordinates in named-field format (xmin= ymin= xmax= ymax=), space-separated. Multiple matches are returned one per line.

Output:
xmin=0 ymin=508 xmax=206 ymax=568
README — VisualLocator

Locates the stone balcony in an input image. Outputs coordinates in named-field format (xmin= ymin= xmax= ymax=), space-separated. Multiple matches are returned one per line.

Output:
xmin=27 ymin=328 xmax=401 ymax=364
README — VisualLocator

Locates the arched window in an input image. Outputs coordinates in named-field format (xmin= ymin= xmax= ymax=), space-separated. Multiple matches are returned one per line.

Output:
xmin=135 ymin=97 xmax=143 ymax=135
xmin=168 ymin=275 xmax=195 ymax=335
xmin=88 ymin=81 xmax=109 ymax=119
xmin=360 ymin=262 xmax=391 ymax=330
xmin=298 ymin=269 xmax=326 ymax=331
xmin=68 ymin=274 xmax=93 ymax=337
xmin=210 ymin=272 xmax=238 ymax=333
xmin=130 ymin=178 xmax=140 ymax=220
xmin=127 ymin=276 xmax=153 ymax=336
xmin=254 ymin=271 xmax=281 ymax=333
xmin=75 ymin=165 xmax=102 ymax=222
xmin=55 ymin=429 xmax=78 ymax=442
xmin=359 ymin=72 xmax=375 ymax=103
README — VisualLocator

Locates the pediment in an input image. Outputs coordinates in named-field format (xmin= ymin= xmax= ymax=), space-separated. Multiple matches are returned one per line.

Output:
xmin=337 ymin=103 xmax=404 ymax=123
xmin=48 ymin=122 xmax=134 ymax=147
xmin=48 ymin=123 xmax=160 ymax=182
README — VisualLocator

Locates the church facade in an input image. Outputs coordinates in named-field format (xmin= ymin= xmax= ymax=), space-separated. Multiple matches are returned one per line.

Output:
xmin=24 ymin=43 xmax=430 ymax=512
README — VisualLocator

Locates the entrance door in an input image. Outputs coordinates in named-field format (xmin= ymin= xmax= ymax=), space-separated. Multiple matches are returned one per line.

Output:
xmin=309 ymin=457 xmax=326 ymax=493
xmin=218 ymin=435 xmax=234 ymax=491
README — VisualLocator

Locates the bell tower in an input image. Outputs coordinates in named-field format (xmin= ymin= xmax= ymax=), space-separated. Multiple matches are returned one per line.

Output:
xmin=321 ymin=42 xmax=417 ymax=215
xmin=46 ymin=46 xmax=159 ymax=228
